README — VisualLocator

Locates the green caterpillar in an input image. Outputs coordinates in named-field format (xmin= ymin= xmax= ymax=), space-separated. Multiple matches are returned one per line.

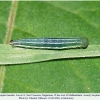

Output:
xmin=10 ymin=37 xmax=89 ymax=50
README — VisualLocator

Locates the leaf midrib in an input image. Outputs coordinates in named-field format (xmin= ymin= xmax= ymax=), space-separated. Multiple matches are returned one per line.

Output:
xmin=0 ymin=1 xmax=18 ymax=93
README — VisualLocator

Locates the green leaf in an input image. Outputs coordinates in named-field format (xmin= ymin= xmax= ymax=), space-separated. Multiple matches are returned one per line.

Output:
xmin=0 ymin=44 xmax=100 ymax=65
xmin=1 ymin=1 xmax=100 ymax=93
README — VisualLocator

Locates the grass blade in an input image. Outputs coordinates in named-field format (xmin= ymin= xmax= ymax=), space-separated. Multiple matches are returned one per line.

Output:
xmin=0 ymin=44 xmax=100 ymax=65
